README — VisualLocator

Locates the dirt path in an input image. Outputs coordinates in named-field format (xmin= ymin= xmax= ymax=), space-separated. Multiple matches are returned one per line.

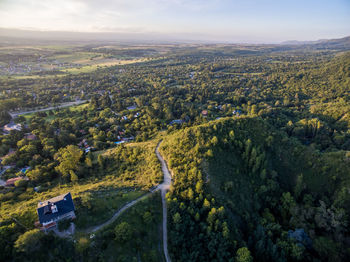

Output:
xmin=84 ymin=192 xmax=153 ymax=233
xmin=84 ymin=141 xmax=172 ymax=262
xmin=155 ymin=141 xmax=172 ymax=262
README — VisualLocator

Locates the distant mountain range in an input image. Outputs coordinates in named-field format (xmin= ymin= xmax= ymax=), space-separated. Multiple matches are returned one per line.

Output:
xmin=281 ymin=36 xmax=350 ymax=50
xmin=0 ymin=27 xmax=349 ymax=47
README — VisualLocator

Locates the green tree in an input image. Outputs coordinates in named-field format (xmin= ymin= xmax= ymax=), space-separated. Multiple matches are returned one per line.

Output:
xmin=294 ymin=174 xmax=304 ymax=199
xmin=173 ymin=212 xmax=181 ymax=224
xmin=206 ymin=149 xmax=214 ymax=158
xmin=97 ymin=154 xmax=105 ymax=169
xmin=76 ymin=237 xmax=90 ymax=255
xmin=101 ymin=94 xmax=112 ymax=108
xmin=236 ymin=247 xmax=253 ymax=262
xmin=14 ymin=179 xmax=28 ymax=188
xmin=85 ymin=157 xmax=93 ymax=168
xmin=143 ymin=211 xmax=153 ymax=224
xmin=195 ymin=181 xmax=203 ymax=194
xmin=250 ymin=104 xmax=257 ymax=115
xmin=314 ymin=236 xmax=340 ymax=261
xmin=187 ymin=188 xmax=194 ymax=200
xmin=203 ymin=198 xmax=211 ymax=209
xmin=14 ymin=229 xmax=43 ymax=253
xmin=54 ymin=145 xmax=83 ymax=176
xmin=70 ymin=170 xmax=79 ymax=182
xmin=222 ymin=222 xmax=230 ymax=239
xmin=115 ymin=222 xmax=133 ymax=243
xmin=211 ymin=136 xmax=219 ymax=146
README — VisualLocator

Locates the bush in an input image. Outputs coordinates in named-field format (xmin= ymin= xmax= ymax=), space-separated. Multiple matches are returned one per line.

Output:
xmin=14 ymin=179 xmax=28 ymax=188
xmin=76 ymin=237 xmax=89 ymax=254
xmin=14 ymin=229 xmax=44 ymax=253
xmin=114 ymin=222 xmax=133 ymax=243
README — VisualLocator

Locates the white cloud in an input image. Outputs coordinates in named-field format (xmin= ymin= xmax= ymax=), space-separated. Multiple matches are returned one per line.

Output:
xmin=0 ymin=0 xmax=226 ymax=32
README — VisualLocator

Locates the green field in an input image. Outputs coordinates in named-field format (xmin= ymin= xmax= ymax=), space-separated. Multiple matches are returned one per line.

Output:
xmin=19 ymin=103 xmax=89 ymax=122
xmin=0 ymin=43 xmax=159 ymax=79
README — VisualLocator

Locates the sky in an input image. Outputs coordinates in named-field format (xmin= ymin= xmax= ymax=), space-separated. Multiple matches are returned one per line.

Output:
xmin=0 ymin=0 xmax=349 ymax=43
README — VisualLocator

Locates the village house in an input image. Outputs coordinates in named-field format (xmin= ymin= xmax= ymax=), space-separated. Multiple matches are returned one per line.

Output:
xmin=0 ymin=149 xmax=16 ymax=164
xmin=77 ymin=139 xmax=94 ymax=153
xmin=37 ymin=192 xmax=75 ymax=231
xmin=201 ymin=110 xmax=208 ymax=117
xmin=3 ymin=123 xmax=22 ymax=133
xmin=24 ymin=133 xmax=37 ymax=140
xmin=5 ymin=176 xmax=29 ymax=187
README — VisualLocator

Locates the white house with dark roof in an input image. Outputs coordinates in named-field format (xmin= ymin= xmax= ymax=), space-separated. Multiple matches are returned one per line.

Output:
xmin=37 ymin=192 xmax=75 ymax=231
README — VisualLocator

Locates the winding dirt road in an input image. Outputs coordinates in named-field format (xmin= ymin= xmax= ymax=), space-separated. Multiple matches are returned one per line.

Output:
xmin=84 ymin=192 xmax=153 ymax=234
xmin=155 ymin=141 xmax=172 ymax=262
xmin=83 ymin=141 xmax=172 ymax=261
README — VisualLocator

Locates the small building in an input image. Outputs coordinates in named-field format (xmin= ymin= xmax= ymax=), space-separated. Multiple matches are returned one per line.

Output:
xmin=37 ymin=192 xmax=76 ymax=231
xmin=0 ymin=149 xmax=16 ymax=163
xmin=3 ymin=123 xmax=22 ymax=132
xmin=78 ymin=138 xmax=88 ymax=148
xmin=127 ymin=105 xmax=137 ymax=111
xmin=84 ymin=146 xmax=95 ymax=153
xmin=34 ymin=186 xmax=41 ymax=192
xmin=232 ymin=110 xmax=242 ymax=116
xmin=5 ymin=176 xmax=29 ymax=187
xmin=24 ymin=133 xmax=37 ymax=140
xmin=169 ymin=119 xmax=184 ymax=125
xmin=121 ymin=136 xmax=134 ymax=142
xmin=215 ymin=105 xmax=223 ymax=111
xmin=201 ymin=110 xmax=208 ymax=117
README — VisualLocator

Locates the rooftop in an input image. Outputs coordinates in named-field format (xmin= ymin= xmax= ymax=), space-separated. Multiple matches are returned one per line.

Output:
xmin=38 ymin=192 xmax=72 ymax=208
xmin=37 ymin=192 xmax=75 ymax=224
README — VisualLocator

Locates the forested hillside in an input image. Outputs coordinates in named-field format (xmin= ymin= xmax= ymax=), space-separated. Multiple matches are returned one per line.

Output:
xmin=161 ymin=116 xmax=350 ymax=261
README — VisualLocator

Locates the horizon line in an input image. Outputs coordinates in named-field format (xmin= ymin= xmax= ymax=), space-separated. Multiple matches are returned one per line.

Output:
xmin=0 ymin=27 xmax=349 ymax=45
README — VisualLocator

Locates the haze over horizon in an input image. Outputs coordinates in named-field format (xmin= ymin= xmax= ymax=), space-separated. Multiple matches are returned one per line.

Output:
xmin=0 ymin=0 xmax=349 ymax=43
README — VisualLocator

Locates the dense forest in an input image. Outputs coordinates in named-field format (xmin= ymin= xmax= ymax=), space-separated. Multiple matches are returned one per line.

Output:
xmin=161 ymin=116 xmax=350 ymax=261
xmin=0 ymin=39 xmax=349 ymax=261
